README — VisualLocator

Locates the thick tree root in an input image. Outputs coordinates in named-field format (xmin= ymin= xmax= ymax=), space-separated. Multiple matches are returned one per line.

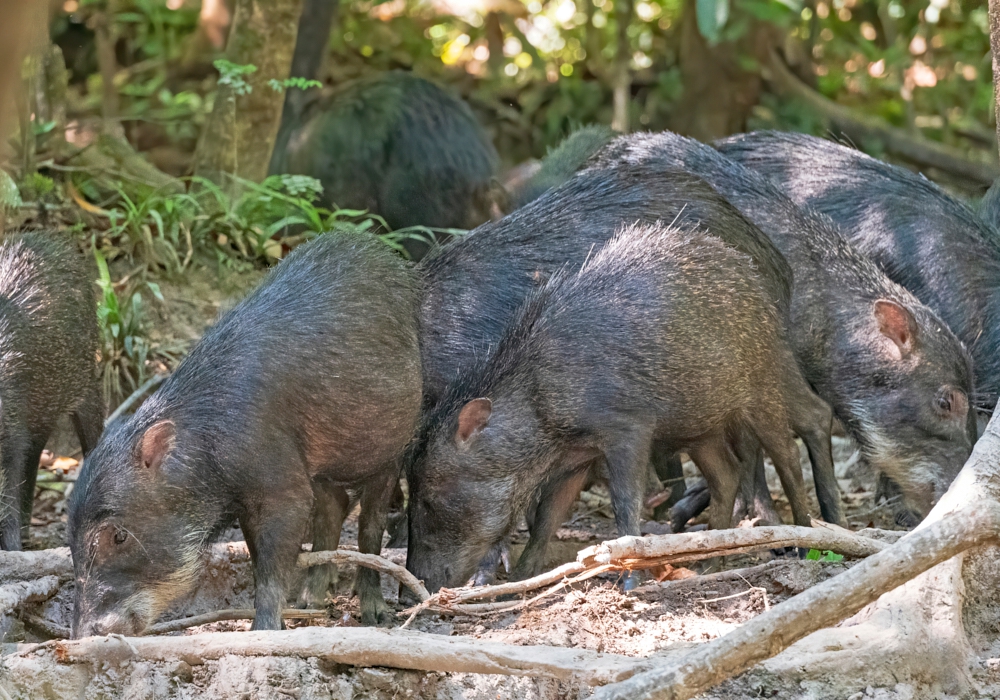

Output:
xmin=596 ymin=411 xmax=1000 ymax=700
xmin=594 ymin=505 xmax=1000 ymax=700
xmin=0 ymin=577 xmax=61 ymax=617
xmin=11 ymin=627 xmax=650 ymax=686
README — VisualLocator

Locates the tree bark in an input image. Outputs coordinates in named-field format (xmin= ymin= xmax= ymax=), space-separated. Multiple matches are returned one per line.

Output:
xmin=35 ymin=627 xmax=647 ymax=685
xmin=267 ymin=0 xmax=338 ymax=174
xmin=193 ymin=0 xmax=306 ymax=188
xmin=611 ymin=0 xmax=633 ymax=133
xmin=669 ymin=0 xmax=778 ymax=140
xmin=991 ymin=0 xmax=1000 ymax=149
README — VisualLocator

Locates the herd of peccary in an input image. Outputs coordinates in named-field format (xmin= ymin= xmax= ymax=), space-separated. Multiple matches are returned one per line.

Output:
xmin=3 ymin=72 xmax=996 ymax=639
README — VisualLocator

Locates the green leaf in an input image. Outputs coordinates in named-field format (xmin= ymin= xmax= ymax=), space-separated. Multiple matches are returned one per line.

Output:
xmin=696 ymin=0 xmax=729 ymax=44
xmin=0 ymin=170 xmax=22 ymax=209
xmin=805 ymin=548 xmax=821 ymax=560
xmin=821 ymin=551 xmax=845 ymax=562
xmin=146 ymin=282 xmax=164 ymax=303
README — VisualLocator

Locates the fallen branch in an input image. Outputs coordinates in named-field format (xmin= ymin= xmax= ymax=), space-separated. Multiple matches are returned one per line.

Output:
xmin=402 ymin=524 xmax=884 ymax=621
xmin=0 ymin=548 xmax=71 ymax=582
xmin=299 ymin=550 xmax=430 ymax=602
xmin=0 ymin=545 xmax=427 ymax=604
xmin=594 ymin=504 xmax=1000 ymax=700
xmin=24 ymin=627 xmax=649 ymax=686
xmin=0 ymin=576 xmax=61 ymax=616
xmin=764 ymin=50 xmax=1000 ymax=186
xmin=578 ymin=524 xmax=885 ymax=568
xmin=20 ymin=613 xmax=69 ymax=640
xmin=17 ymin=608 xmax=328 ymax=641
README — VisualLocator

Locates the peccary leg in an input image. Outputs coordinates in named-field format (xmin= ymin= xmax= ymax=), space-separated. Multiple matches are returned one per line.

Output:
xmin=0 ymin=430 xmax=32 ymax=551
xmin=357 ymin=468 xmax=398 ymax=626
xmin=19 ymin=436 xmax=48 ymax=546
xmin=511 ymin=466 xmax=592 ymax=581
xmin=240 ymin=461 xmax=313 ymax=631
xmin=756 ymin=424 xmax=813 ymax=528
xmin=688 ymin=440 xmax=741 ymax=532
xmin=604 ymin=430 xmax=654 ymax=591
xmin=651 ymin=448 xmax=686 ymax=521
xmin=733 ymin=439 xmax=783 ymax=526
xmin=72 ymin=383 xmax=106 ymax=456
xmin=296 ymin=478 xmax=351 ymax=608
xmin=785 ymin=377 xmax=841 ymax=525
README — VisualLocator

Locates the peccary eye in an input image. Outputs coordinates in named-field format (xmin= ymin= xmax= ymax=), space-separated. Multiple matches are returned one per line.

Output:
xmin=936 ymin=395 xmax=952 ymax=412
xmin=114 ymin=530 xmax=128 ymax=545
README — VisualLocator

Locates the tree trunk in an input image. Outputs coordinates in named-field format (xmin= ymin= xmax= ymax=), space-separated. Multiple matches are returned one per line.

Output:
xmin=611 ymin=0 xmax=633 ymax=133
xmin=669 ymin=0 xmax=778 ymax=140
xmin=267 ymin=0 xmax=338 ymax=174
xmin=991 ymin=0 xmax=1000 ymax=148
xmin=193 ymin=0 xmax=306 ymax=188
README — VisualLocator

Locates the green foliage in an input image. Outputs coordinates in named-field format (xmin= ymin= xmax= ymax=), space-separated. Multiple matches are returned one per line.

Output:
xmin=268 ymin=77 xmax=324 ymax=92
xmin=696 ymin=0 xmax=730 ymax=44
xmin=85 ymin=172 xmax=431 ymax=272
xmin=805 ymin=549 xmax=845 ymax=562
xmin=94 ymin=247 xmax=162 ymax=407
xmin=19 ymin=173 xmax=55 ymax=202
xmin=0 ymin=171 xmax=23 ymax=211
xmin=214 ymin=59 xmax=257 ymax=96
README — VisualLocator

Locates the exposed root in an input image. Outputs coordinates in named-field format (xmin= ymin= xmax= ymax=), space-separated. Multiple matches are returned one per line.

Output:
xmin=15 ymin=626 xmax=651 ymax=686
xmin=0 ymin=576 xmax=61 ymax=616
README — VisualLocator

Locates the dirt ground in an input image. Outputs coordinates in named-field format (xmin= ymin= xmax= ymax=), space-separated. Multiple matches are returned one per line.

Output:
xmin=5 ymin=261 xmax=979 ymax=700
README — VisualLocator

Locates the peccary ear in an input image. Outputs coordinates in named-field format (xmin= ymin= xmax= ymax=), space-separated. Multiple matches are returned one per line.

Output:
xmin=874 ymin=299 xmax=918 ymax=359
xmin=139 ymin=420 xmax=176 ymax=471
xmin=456 ymin=398 xmax=492 ymax=446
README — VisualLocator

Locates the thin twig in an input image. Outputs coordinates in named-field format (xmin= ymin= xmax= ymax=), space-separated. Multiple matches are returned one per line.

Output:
xmin=20 ymin=613 xmax=69 ymax=640
xmin=105 ymin=373 xmax=167 ymax=425
xmin=145 ymin=608 xmax=325 ymax=635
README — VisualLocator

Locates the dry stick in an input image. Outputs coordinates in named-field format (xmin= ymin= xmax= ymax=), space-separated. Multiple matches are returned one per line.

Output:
xmin=105 ymin=373 xmax=167 ymax=426
xmin=22 ymin=609 xmax=327 ymax=641
xmin=20 ymin=613 xmax=69 ymax=640
xmin=299 ymin=550 xmax=430 ymax=602
xmin=41 ymin=626 xmax=648 ymax=685
xmin=0 ymin=576 xmax=61 ymax=616
xmin=403 ymin=525 xmax=882 ymax=621
xmin=579 ymin=525 xmax=885 ymax=567
xmin=594 ymin=504 xmax=1000 ymax=700
xmin=0 ymin=547 xmax=71 ymax=582
xmin=146 ymin=608 xmax=325 ymax=635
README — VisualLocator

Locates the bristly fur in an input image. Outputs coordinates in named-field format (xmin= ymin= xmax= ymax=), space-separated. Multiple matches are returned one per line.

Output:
xmin=718 ymin=130 xmax=1000 ymax=411
xmin=595 ymin=130 xmax=974 ymax=509
xmin=69 ymin=231 xmax=423 ymax=636
xmin=0 ymin=231 xmax=100 ymax=548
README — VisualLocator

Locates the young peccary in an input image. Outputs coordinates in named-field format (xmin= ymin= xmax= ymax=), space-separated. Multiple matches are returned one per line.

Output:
xmin=69 ymin=232 xmax=422 ymax=636
xmin=407 ymin=222 xmax=812 ymax=593
xmin=0 ymin=232 xmax=102 ymax=551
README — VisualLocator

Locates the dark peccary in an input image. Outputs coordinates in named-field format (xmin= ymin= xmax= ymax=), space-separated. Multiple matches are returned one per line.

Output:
xmin=979 ymin=177 xmax=1000 ymax=237
xmin=0 ymin=232 xmax=103 ymax=551
xmin=407 ymin=222 xmax=812 ymax=593
xmin=592 ymin=131 xmax=977 ymax=523
xmin=274 ymin=71 xmax=500 ymax=261
xmin=511 ymin=125 xmax=615 ymax=209
xmin=717 ymin=130 xmax=1000 ymax=412
xmin=268 ymin=0 xmax=340 ymax=177
xmin=412 ymin=164 xmax=831 ymax=584
xmin=68 ymin=232 xmax=422 ymax=637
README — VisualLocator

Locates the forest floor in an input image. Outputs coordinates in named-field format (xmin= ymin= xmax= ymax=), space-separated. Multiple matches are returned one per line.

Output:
xmin=6 ymin=261 xmax=986 ymax=700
